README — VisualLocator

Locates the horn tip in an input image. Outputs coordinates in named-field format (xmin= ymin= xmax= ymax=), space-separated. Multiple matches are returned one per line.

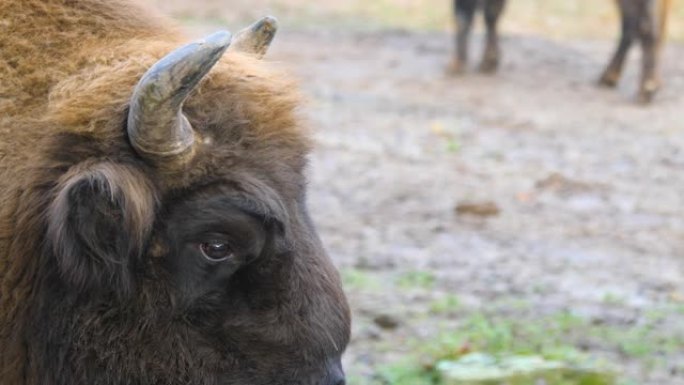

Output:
xmin=259 ymin=15 xmax=279 ymax=31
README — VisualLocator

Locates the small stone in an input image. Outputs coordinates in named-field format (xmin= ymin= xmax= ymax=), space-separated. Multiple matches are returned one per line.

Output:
xmin=455 ymin=201 xmax=501 ymax=217
xmin=535 ymin=172 xmax=598 ymax=195
xmin=372 ymin=314 xmax=400 ymax=330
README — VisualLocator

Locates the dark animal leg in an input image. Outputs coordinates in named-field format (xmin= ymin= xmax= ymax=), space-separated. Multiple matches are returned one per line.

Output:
xmin=598 ymin=0 xmax=638 ymax=88
xmin=448 ymin=0 xmax=477 ymax=74
xmin=638 ymin=11 xmax=658 ymax=103
xmin=480 ymin=0 xmax=505 ymax=73
xmin=636 ymin=0 xmax=669 ymax=103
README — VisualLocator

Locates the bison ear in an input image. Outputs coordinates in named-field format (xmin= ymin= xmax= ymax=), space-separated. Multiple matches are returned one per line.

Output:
xmin=46 ymin=162 xmax=157 ymax=297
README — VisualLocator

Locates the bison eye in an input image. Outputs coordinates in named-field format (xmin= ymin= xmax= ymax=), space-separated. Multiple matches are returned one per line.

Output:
xmin=199 ymin=242 xmax=234 ymax=262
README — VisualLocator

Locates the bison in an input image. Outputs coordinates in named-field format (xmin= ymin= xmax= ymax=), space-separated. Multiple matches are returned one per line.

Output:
xmin=0 ymin=1 xmax=350 ymax=384
xmin=448 ymin=0 xmax=672 ymax=103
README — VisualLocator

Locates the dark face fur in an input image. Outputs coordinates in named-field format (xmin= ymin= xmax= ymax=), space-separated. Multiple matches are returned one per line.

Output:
xmin=159 ymin=185 xmax=350 ymax=385
xmin=161 ymin=187 xmax=274 ymax=306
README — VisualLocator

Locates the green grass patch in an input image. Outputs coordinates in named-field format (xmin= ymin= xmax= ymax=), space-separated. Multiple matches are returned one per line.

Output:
xmin=395 ymin=270 xmax=436 ymax=289
xmin=352 ymin=307 xmax=683 ymax=385
xmin=429 ymin=294 xmax=462 ymax=315
xmin=341 ymin=268 xmax=383 ymax=292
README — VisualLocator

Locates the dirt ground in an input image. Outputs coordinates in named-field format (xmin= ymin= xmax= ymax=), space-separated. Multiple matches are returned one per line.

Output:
xmin=290 ymin=32 xmax=684 ymax=385
xmin=145 ymin=1 xmax=684 ymax=383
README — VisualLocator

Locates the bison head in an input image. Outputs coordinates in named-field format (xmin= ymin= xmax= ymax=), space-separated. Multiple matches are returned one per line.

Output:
xmin=17 ymin=17 xmax=349 ymax=385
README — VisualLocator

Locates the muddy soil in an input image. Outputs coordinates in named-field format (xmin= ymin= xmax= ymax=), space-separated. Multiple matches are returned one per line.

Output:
xmin=147 ymin=2 xmax=684 ymax=382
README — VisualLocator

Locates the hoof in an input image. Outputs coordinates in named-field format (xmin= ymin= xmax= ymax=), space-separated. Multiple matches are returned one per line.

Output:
xmin=636 ymin=90 xmax=655 ymax=104
xmin=636 ymin=80 xmax=660 ymax=104
xmin=478 ymin=57 xmax=499 ymax=74
xmin=446 ymin=59 xmax=466 ymax=75
xmin=597 ymin=72 xmax=619 ymax=88
xmin=636 ymin=92 xmax=653 ymax=105
xmin=479 ymin=61 xmax=499 ymax=74
xmin=596 ymin=75 xmax=617 ymax=88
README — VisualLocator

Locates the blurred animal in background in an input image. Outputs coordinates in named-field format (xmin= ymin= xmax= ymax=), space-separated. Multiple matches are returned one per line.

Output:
xmin=598 ymin=0 xmax=672 ymax=103
xmin=447 ymin=0 xmax=506 ymax=74
xmin=0 ymin=1 xmax=350 ymax=384
xmin=448 ymin=0 xmax=671 ymax=103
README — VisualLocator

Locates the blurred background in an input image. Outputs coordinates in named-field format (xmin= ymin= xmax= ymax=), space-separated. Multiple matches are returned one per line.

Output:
xmin=142 ymin=1 xmax=684 ymax=384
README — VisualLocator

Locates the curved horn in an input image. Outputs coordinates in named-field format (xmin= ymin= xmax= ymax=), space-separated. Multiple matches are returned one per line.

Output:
xmin=228 ymin=16 xmax=278 ymax=58
xmin=127 ymin=31 xmax=232 ymax=162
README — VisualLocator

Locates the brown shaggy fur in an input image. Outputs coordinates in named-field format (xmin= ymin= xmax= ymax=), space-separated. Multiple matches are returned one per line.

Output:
xmin=0 ymin=1 xmax=348 ymax=384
